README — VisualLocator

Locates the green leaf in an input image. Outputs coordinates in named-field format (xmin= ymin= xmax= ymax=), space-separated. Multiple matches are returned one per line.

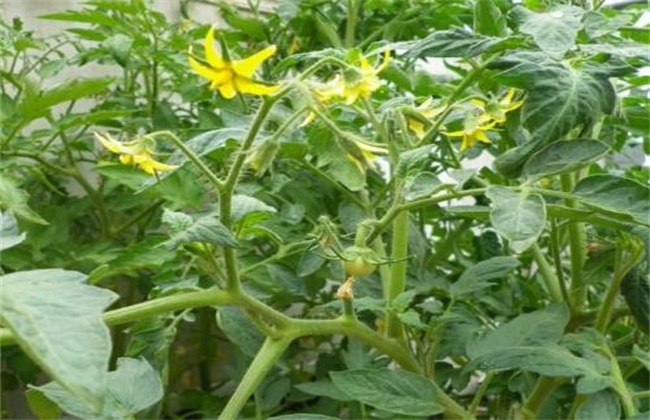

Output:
xmin=162 ymin=210 xmax=239 ymax=249
xmin=1 ymin=269 xmax=118 ymax=409
xmin=34 ymin=358 xmax=163 ymax=419
xmin=466 ymin=344 xmax=611 ymax=392
xmin=102 ymin=34 xmax=132 ymax=67
xmin=467 ymin=304 xmax=570 ymax=359
xmin=25 ymin=388 xmax=62 ymax=420
xmin=404 ymin=172 xmax=445 ymax=201
xmin=573 ymin=175 xmax=650 ymax=226
xmin=231 ymin=194 xmax=277 ymax=223
xmin=583 ymin=11 xmax=632 ymax=39
xmin=474 ymin=0 xmax=506 ymax=37
xmin=17 ymin=77 xmax=114 ymax=123
xmin=486 ymin=186 xmax=546 ymax=252
xmin=450 ymin=256 xmax=520 ymax=298
xmin=0 ymin=177 xmax=48 ymax=225
xmin=217 ymin=307 xmax=264 ymax=358
xmin=330 ymin=369 xmax=443 ymax=417
xmin=576 ymin=390 xmax=620 ymax=420
xmin=141 ymin=128 xmax=246 ymax=188
xmin=489 ymin=52 xmax=616 ymax=177
xmin=407 ymin=27 xmax=516 ymax=58
xmin=523 ymin=139 xmax=610 ymax=180
xmin=295 ymin=380 xmax=352 ymax=401
xmin=511 ymin=5 xmax=583 ymax=54
xmin=98 ymin=358 xmax=164 ymax=418
xmin=0 ymin=211 xmax=26 ymax=251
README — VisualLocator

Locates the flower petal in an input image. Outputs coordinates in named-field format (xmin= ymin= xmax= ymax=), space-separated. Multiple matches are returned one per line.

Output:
xmin=218 ymin=81 xmax=238 ymax=99
xmin=204 ymin=26 xmax=224 ymax=69
xmin=475 ymin=130 xmax=492 ymax=144
xmin=189 ymin=56 xmax=232 ymax=85
xmin=445 ymin=130 xmax=465 ymax=137
xmin=232 ymin=45 xmax=277 ymax=78
xmin=95 ymin=132 xmax=133 ymax=154
xmin=234 ymin=76 xmax=278 ymax=96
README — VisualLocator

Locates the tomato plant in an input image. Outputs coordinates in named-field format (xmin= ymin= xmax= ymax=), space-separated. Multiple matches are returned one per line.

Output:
xmin=1 ymin=0 xmax=649 ymax=419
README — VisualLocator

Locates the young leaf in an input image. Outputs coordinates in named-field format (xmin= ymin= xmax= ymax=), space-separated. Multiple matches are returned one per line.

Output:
xmin=573 ymin=175 xmax=650 ymax=226
xmin=330 ymin=369 xmax=443 ymax=417
xmin=450 ymin=256 xmax=520 ymax=298
xmin=1 ymin=269 xmax=118 ymax=409
xmin=486 ymin=186 xmax=546 ymax=252
xmin=523 ymin=139 xmax=610 ymax=180
xmin=511 ymin=5 xmax=584 ymax=55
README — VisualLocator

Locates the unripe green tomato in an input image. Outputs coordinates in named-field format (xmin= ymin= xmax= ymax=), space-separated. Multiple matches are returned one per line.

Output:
xmin=344 ymin=256 xmax=377 ymax=277
xmin=342 ymin=245 xmax=378 ymax=277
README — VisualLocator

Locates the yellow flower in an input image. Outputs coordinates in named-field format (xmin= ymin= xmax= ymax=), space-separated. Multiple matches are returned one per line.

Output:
xmin=445 ymin=116 xmax=497 ymax=152
xmin=95 ymin=132 xmax=178 ymax=175
xmin=407 ymin=98 xmax=445 ymax=139
xmin=342 ymin=136 xmax=388 ymax=173
xmin=300 ymin=79 xmax=346 ymax=126
xmin=471 ymin=88 xmax=523 ymax=124
xmin=188 ymin=26 xmax=278 ymax=99
xmin=338 ymin=50 xmax=390 ymax=105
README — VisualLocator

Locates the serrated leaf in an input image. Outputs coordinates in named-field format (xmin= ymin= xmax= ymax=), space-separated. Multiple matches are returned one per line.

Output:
xmin=0 ymin=211 xmax=26 ymax=251
xmin=511 ymin=5 xmax=583 ymax=54
xmin=573 ymin=175 xmax=650 ymax=226
xmin=523 ymin=139 xmax=610 ymax=180
xmin=450 ymin=256 xmax=520 ymax=298
xmin=330 ymin=369 xmax=443 ymax=417
xmin=1 ymin=270 xmax=118 ymax=409
xmin=163 ymin=213 xmax=239 ymax=249
xmin=486 ymin=186 xmax=546 ymax=252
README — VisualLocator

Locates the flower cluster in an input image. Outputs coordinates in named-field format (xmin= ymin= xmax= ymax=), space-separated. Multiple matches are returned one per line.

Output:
xmin=445 ymin=89 xmax=523 ymax=151
xmin=302 ymin=50 xmax=390 ymax=125
xmin=95 ymin=132 xmax=177 ymax=175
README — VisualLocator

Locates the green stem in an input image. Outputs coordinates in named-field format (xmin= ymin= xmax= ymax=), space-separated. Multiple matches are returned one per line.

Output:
xmin=609 ymin=347 xmax=637 ymax=417
xmin=154 ymin=131 xmax=225 ymax=192
xmin=220 ymin=337 xmax=291 ymax=419
xmin=344 ymin=0 xmax=360 ymax=48
xmin=560 ymin=174 xmax=586 ymax=310
xmin=595 ymin=247 xmax=643 ymax=332
xmin=530 ymin=243 xmax=563 ymax=302
xmin=550 ymin=217 xmax=572 ymax=309
xmin=521 ymin=377 xmax=562 ymax=420
xmin=386 ymin=209 xmax=409 ymax=339
xmin=468 ymin=372 xmax=494 ymax=415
